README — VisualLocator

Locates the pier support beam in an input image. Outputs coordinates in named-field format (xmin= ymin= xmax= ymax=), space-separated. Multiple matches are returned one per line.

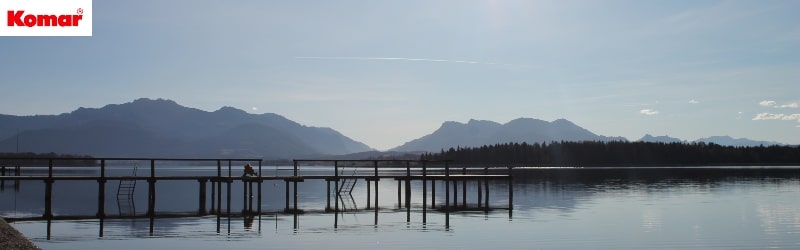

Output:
xmin=422 ymin=161 xmax=427 ymax=223
xmin=97 ymin=159 xmax=106 ymax=218
xmin=44 ymin=179 xmax=53 ymax=218
xmin=148 ymin=160 xmax=156 ymax=217
xmin=199 ymin=179 xmax=207 ymax=215
xmin=462 ymin=167 xmax=467 ymax=208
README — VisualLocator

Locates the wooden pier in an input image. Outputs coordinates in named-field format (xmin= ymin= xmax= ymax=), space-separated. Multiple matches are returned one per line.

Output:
xmin=1 ymin=157 xmax=513 ymax=233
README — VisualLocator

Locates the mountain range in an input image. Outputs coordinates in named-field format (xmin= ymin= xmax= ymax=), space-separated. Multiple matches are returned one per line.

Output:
xmin=390 ymin=118 xmax=626 ymax=152
xmin=0 ymin=98 xmax=370 ymax=159
xmin=0 ymin=99 xmax=786 ymax=158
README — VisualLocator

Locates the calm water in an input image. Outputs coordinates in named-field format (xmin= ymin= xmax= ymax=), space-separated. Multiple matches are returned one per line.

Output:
xmin=2 ymin=166 xmax=799 ymax=249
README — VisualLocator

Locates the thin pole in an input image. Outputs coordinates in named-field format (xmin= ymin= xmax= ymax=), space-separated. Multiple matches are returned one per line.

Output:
xmin=199 ymin=180 xmax=207 ymax=215
xmin=422 ymin=161 xmax=427 ymax=223
xmin=445 ymin=161 xmax=450 ymax=229
xmin=217 ymin=160 xmax=221 ymax=214
xmin=334 ymin=161 xmax=339 ymax=212
xmin=257 ymin=161 xmax=262 ymax=217
xmin=462 ymin=167 xmax=467 ymax=208
xmin=285 ymin=181 xmax=290 ymax=211
xmin=97 ymin=159 xmax=106 ymax=218
xmin=405 ymin=161 xmax=411 ymax=209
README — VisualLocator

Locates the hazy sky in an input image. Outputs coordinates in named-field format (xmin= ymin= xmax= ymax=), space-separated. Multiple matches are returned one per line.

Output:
xmin=2 ymin=0 xmax=799 ymax=150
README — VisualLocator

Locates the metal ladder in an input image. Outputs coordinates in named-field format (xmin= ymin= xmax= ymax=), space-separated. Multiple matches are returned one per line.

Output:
xmin=117 ymin=165 xmax=137 ymax=198
xmin=337 ymin=167 xmax=358 ymax=195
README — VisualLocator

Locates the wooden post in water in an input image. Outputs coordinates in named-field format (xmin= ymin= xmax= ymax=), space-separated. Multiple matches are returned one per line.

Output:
xmin=334 ymin=161 xmax=339 ymax=213
xmin=14 ymin=165 xmax=20 ymax=191
xmin=44 ymin=179 xmax=53 ymax=218
xmin=326 ymin=180 xmax=331 ymax=211
xmin=405 ymin=161 xmax=411 ymax=209
xmin=242 ymin=181 xmax=247 ymax=213
xmin=445 ymin=161 xmax=450 ymax=228
xmin=226 ymin=179 xmax=232 ymax=215
xmin=97 ymin=159 xmax=106 ymax=218
xmin=257 ymin=160 xmax=262 ymax=216
xmin=216 ymin=160 xmax=222 ymax=215
xmin=285 ymin=180 xmax=290 ymax=211
xmin=373 ymin=160 xmax=379 ymax=225
xmin=42 ymin=160 xmax=53 ymax=218
xmin=366 ymin=179 xmax=371 ymax=209
xmin=199 ymin=179 xmax=207 ymax=215
xmin=48 ymin=159 xmax=53 ymax=179
xmin=508 ymin=166 xmax=513 ymax=216
xmin=422 ymin=161 xmax=427 ymax=223
xmin=210 ymin=180 xmax=216 ymax=213
xmin=147 ymin=160 xmax=156 ymax=217
xmin=462 ymin=167 xmax=467 ymax=208
xmin=484 ymin=168 xmax=489 ymax=212
xmin=248 ymin=181 xmax=254 ymax=212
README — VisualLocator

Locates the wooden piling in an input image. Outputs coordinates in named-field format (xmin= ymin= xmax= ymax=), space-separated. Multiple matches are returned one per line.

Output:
xmin=334 ymin=161 xmax=339 ymax=212
xmin=444 ymin=161 xmax=450 ymax=228
xmin=366 ymin=180 xmax=371 ymax=209
xmin=216 ymin=160 xmax=222 ymax=215
xmin=462 ymin=167 xmax=467 ymax=208
xmin=199 ymin=179 xmax=207 ymax=215
xmin=97 ymin=159 xmax=106 ymax=218
xmin=326 ymin=180 xmax=331 ymax=211
xmin=285 ymin=180 xmax=290 ymax=211
xmin=44 ymin=179 xmax=53 ymax=218
xmin=405 ymin=161 xmax=411 ymax=209
xmin=226 ymin=180 xmax=231 ymax=214
xmin=147 ymin=160 xmax=156 ymax=217
xmin=242 ymin=181 xmax=247 ymax=213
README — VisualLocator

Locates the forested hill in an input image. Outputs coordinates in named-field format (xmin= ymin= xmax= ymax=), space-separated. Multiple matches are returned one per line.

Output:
xmin=421 ymin=141 xmax=800 ymax=166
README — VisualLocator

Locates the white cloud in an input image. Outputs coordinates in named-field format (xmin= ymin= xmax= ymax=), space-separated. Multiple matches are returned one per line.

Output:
xmin=759 ymin=100 xmax=799 ymax=108
xmin=760 ymin=100 xmax=776 ymax=107
xmin=640 ymin=109 xmax=659 ymax=115
xmin=753 ymin=113 xmax=800 ymax=121
xmin=689 ymin=99 xmax=699 ymax=104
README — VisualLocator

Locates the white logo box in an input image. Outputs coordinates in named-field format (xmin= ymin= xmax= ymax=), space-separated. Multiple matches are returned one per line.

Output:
xmin=1 ymin=0 xmax=92 ymax=36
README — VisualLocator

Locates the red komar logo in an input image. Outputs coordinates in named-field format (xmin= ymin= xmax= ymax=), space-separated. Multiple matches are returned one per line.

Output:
xmin=7 ymin=8 xmax=84 ymax=27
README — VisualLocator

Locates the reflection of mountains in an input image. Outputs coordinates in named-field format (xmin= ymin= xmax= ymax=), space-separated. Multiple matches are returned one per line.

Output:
xmin=511 ymin=168 xmax=800 ymax=212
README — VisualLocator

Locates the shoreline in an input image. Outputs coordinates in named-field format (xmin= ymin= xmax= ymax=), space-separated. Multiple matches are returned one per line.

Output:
xmin=0 ymin=218 xmax=41 ymax=250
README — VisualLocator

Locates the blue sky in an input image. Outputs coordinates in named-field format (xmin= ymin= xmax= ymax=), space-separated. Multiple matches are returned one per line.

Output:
xmin=1 ymin=0 xmax=799 ymax=150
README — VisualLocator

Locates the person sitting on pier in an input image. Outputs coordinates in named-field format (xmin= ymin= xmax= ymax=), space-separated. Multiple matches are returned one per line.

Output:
xmin=243 ymin=163 xmax=257 ymax=177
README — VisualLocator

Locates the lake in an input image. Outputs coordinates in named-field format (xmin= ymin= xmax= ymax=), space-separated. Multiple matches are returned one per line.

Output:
xmin=2 ymin=166 xmax=799 ymax=249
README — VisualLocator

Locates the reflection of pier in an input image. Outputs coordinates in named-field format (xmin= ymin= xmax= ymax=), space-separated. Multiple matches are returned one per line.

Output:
xmin=1 ymin=157 xmax=512 ymax=237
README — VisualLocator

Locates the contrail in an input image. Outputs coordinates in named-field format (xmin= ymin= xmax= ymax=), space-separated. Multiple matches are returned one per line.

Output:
xmin=294 ymin=56 xmax=503 ymax=66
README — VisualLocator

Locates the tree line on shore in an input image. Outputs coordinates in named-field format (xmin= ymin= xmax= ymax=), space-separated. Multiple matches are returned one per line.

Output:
xmin=420 ymin=141 xmax=800 ymax=166
xmin=0 ymin=152 xmax=97 ymax=166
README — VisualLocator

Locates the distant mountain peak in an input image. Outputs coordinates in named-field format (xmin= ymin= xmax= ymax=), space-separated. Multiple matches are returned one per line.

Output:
xmin=215 ymin=106 xmax=247 ymax=114
xmin=639 ymin=134 xmax=683 ymax=143
xmin=0 ymin=98 xmax=372 ymax=158
xmin=391 ymin=118 xmax=626 ymax=152
xmin=695 ymin=135 xmax=781 ymax=147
